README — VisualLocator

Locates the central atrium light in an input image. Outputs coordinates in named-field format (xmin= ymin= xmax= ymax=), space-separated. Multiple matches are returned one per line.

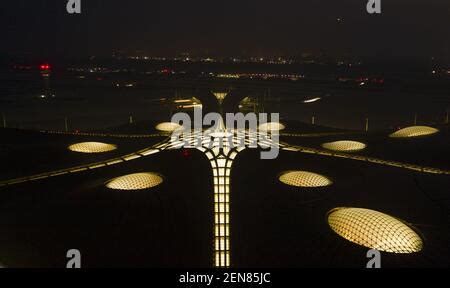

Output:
xmin=279 ymin=171 xmax=332 ymax=187
xmin=389 ymin=126 xmax=439 ymax=138
xmin=321 ymin=140 xmax=367 ymax=152
xmin=68 ymin=142 xmax=117 ymax=153
xmin=106 ymin=172 xmax=163 ymax=190
xmin=327 ymin=207 xmax=423 ymax=253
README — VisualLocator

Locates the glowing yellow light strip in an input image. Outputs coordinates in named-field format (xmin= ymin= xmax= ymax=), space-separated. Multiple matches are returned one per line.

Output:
xmin=0 ymin=140 xmax=169 ymax=187
xmin=40 ymin=130 xmax=164 ymax=138
xmin=209 ymin=153 xmax=232 ymax=268
xmin=281 ymin=143 xmax=450 ymax=175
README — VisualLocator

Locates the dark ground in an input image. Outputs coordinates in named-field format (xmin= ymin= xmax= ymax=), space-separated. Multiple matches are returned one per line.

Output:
xmin=0 ymin=120 xmax=448 ymax=267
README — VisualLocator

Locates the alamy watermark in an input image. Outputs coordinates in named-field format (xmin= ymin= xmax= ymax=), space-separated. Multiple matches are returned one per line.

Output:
xmin=170 ymin=108 xmax=280 ymax=159
xmin=67 ymin=1 xmax=380 ymax=15
xmin=367 ymin=0 xmax=382 ymax=14
xmin=66 ymin=249 xmax=81 ymax=268
xmin=66 ymin=0 xmax=81 ymax=14
xmin=366 ymin=249 xmax=381 ymax=268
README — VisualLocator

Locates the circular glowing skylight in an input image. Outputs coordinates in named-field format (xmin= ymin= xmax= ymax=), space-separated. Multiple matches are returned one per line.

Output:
xmin=68 ymin=142 xmax=117 ymax=153
xmin=279 ymin=171 xmax=332 ymax=187
xmin=321 ymin=140 xmax=367 ymax=152
xmin=389 ymin=126 xmax=438 ymax=138
xmin=106 ymin=172 xmax=163 ymax=190
xmin=155 ymin=122 xmax=183 ymax=132
xmin=258 ymin=122 xmax=285 ymax=132
xmin=327 ymin=207 xmax=423 ymax=253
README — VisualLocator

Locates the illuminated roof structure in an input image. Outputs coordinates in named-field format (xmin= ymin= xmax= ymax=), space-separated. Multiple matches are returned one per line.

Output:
xmin=389 ymin=126 xmax=439 ymax=138
xmin=327 ymin=207 xmax=423 ymax=253
xmin=106 ymin=172 xmax=163 ymax=190
xmin=166 ymin=123 xmax=284 ymax=267
xmin=212 ymin=92 xmax=228 ymax=103
xmin=321 ymin=140 xmax=367 ymax=152
xmin=279 ymin=171 xmax=332 ymax=187
xmin=258 ymin=122 xmax=285 ymax=132
xmin=68 ymin=142 xmax=117 ymax=153
xmin=155 ymin=122 xmax=183 ymax=132
xmin=2 ymin=87 xmax=450 ymax=268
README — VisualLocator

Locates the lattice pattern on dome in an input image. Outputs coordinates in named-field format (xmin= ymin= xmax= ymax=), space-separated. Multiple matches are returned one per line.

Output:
xmin=327 ymin=207 xmax=423 ymax=253
xmin=106 ymin=172 xmax=163 ymax=190
xmin=68 ymin=142 xmax=117 ymax=153
xmin=321 ymin=140 xmax=367 ymax=152
xmin=155 ymin=122 xmax=183 ymax=132
xmin=279 ymin=171 xmax=332 ymax=187
xmin=258 ymin=122 xmax=285 ymax=132
xmin=389 ymin=126 xmax=438 ymax=138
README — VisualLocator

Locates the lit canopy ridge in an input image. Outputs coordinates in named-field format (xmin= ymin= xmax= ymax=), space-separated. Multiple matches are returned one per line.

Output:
xmin=321 ymin=140 xmax=367 ymax=152
xmin=106 ymin=172 xmax=163 ymax=190
xmin=155 ymin=122 xmax=183 ymax=132
xmin=68 ymin=142 xmax=117 ymax=153
xmin=389 ymin=126 xmax=439 ymax=138
xmin=258 ymin=122 xmax=285 ymax=132
xmin=327 ymin=207 xmax=423 ymax=253
xmin=279 ymin=171 xmax=332 ymax=187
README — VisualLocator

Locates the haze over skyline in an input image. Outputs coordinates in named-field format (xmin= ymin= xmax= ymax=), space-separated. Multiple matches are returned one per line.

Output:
xmin=1 ymin=0 xmax=449 ymax=61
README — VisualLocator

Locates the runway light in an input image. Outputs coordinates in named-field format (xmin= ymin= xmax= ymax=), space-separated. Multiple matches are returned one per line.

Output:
xmin=106 ymin=172 xmax=163 ymax=190
xmin=68 ymin=142 xmax=117 ymax=153
xmin=327 ymin=207 xmax=423 ymax=253
xmin=279 ymin=171 xmax=332 ymax=187
xmin=321 ymin=140 xmax=366 ymax=152
xmin=389 ymin=126 xmax=439 ymax=138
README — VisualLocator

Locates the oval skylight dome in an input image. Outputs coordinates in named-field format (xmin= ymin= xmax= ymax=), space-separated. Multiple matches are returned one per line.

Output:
xmin=279 ymin=171 xmax=332 ymax=187
xmin=258 ymin=122 xmax=285 ymax=132
xmin=327 ymin=207 xmax=423 ymax=253
xmin=106 ymin=172 xmax=163 ymax=190
xmin=155 ymin=122 xmax=183 ymax=132
xmin=68 ymin=142 xmax=117 ymax=153
xmin=389 ymin=126 xmax=438 ymax=138
xmin=321 ymin=140 xmax=367 ymax=152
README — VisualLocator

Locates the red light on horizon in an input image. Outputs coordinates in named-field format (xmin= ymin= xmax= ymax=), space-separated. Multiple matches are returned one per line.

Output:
xmin=40 ymin=64 xmax=51 ymax=70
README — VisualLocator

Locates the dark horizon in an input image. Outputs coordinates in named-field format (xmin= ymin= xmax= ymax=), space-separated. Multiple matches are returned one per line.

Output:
xmin=1 ymin=0 xmax=449 ymax=61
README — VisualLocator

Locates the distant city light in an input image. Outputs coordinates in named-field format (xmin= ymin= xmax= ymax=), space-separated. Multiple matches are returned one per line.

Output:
xmin=40 ymin=64 xmax=51 ymax=70
xmin=303 ymin=97 xmax=321 ymax=103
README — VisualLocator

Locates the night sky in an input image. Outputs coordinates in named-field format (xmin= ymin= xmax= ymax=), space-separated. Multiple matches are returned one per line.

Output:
xmin=1 ymin=0 xmax=449 ymax=59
